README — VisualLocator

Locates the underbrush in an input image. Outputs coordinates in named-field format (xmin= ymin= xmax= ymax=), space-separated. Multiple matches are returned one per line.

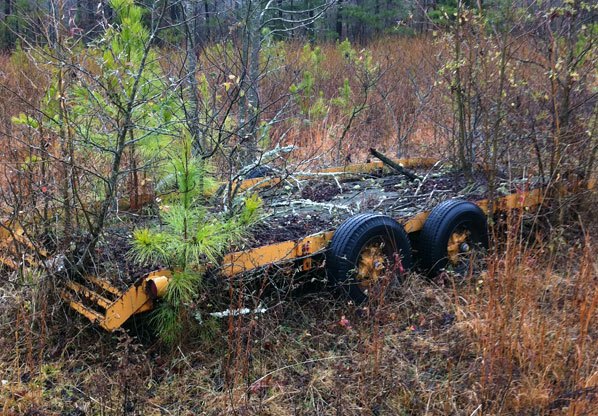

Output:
xmin=1 ymin=210 xmax=595 ymax=415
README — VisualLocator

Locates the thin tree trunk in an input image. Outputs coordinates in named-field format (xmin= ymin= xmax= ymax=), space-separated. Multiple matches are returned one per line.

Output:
xmin=453 ymin=5 xmax=471 ymax=176
xmin=53 ymin=0 xmax=74 ymax=250
xmin=336 ymin=0 xmax=343 ymax=39
xmin=204 ymin=0 xmax=210 ymax=41
xmin=238 ymin=0 xmax=260 ymax=165
xmin=488 ymin=34 xmax=509 ymax=216
xmin=184 ymin=0 xmax=202 ymax=155
xmin=75 ymin=23 xmax=161 ymax=272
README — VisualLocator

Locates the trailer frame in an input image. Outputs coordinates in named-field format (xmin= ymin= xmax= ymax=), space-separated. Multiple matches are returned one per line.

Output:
xmin=11 ymin=157 xmax=592 ymax=331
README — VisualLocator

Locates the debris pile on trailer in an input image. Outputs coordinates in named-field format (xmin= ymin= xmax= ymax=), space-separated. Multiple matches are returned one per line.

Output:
xmin=248 ymin=163 xmax=516 ymax=248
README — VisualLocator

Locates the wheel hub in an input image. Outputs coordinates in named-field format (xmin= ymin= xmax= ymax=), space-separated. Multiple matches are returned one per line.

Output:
xmin=356 ymin=243 xmax=387 ymax=288
xmin=447 ymin=231 xmax=470 ymax=265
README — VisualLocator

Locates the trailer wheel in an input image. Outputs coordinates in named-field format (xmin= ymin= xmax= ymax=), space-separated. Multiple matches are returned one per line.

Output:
xmin=419 ymin=199 xmax=488 ymax=276
xmin=327 ymin=213 xmax=412 ymax=304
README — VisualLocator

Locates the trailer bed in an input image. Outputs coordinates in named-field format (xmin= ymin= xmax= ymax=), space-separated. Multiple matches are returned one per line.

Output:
xmin=247 ymin=164 xmax=514 ymax=248
xmin=94 ymin=161 xmax=536 ymax=287
xmin=59 ymin=158 xmax=561 ymax=331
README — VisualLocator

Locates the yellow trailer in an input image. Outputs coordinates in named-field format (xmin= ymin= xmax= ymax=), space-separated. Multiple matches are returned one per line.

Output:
xmin=57 ymin=157 xmax=596 ymax=332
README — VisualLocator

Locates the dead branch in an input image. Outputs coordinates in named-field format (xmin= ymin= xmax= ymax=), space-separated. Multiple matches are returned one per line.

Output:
xmin=369 ymin=148 xmax=421 ymax=182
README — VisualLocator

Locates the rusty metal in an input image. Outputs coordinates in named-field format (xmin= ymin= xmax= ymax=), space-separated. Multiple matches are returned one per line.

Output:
xmin=446 ymin=231 xmax=470 ymax=265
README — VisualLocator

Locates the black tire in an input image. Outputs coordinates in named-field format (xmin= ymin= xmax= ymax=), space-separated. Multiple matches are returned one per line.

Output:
xmin=326 ymin=213 xmax=413 ymax=304
xmin=419 ymin=199 xmax=488 ymax=276
xmin=244 ymin=165 xmax=274 ymax=179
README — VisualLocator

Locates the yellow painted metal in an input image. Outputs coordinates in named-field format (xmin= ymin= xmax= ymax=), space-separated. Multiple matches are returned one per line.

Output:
xmin=356 ymin=242 xmax=387 ymax=289
xmin=135 ymin=301 xmax=154 ymax=314
xmin=317 ymin=157 xmax=438 ymax=174
xmin=221 ymin=231 xmax=334 ymax=276
xmin=83 ymin=275 xmax=122 ymax=296
xmin=65 ymin=298 xmax=104 ymax=323
xmin=476 ymin=187 xmax=545 ymax=214
xmin=101 ymin=285 xmax=154 ymax=330
xmin=0 ymin=219 xmax=48 ymax=269
xmin=99 ymin=270 xmax=172 ymax=331
xmin=235 ymin=177 xmax=282 ymax=192
xmin=61 ymin=270 xmax=172 ymax=331
xmin=146 ymin=273 xmax=170 ymax=298
xmin=66 ymin=281 xmax=113 ymax=309
xmin=402 ymin=211 xmax=430 ymax=233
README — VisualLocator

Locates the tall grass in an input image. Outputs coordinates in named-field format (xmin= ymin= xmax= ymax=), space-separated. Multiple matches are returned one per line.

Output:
xmin=455 ymin=213 xmax=598 ymax=414
xmin=1 ymin=37 xmax=447 ymax=180
xmin=0 ymin=195 xmax=595 ymax=413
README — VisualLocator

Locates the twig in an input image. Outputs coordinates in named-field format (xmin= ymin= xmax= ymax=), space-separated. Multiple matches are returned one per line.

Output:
xmin=271 ymin=199 xmax=355 ymax=214
xmin=414 ymin=160 xmax=444 ymax=196
xmin=290 ymin=171 xmax=364 ymax=178
xmin=69 ymin=385 xmax=115 ymax=411
xmin=332 ymin=175 xmax=343 ymax=192
xmin=237 ymin=145 xmax=296 ymax=177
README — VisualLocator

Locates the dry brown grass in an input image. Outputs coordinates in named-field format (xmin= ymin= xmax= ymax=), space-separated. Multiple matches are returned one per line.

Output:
xmin=456 ymin=214 xmax=598 ymax=415
xmin=267 ymin=37 xmax=447 ymax=166
xmin=1 ymin=209 xmax=596 ymax=414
